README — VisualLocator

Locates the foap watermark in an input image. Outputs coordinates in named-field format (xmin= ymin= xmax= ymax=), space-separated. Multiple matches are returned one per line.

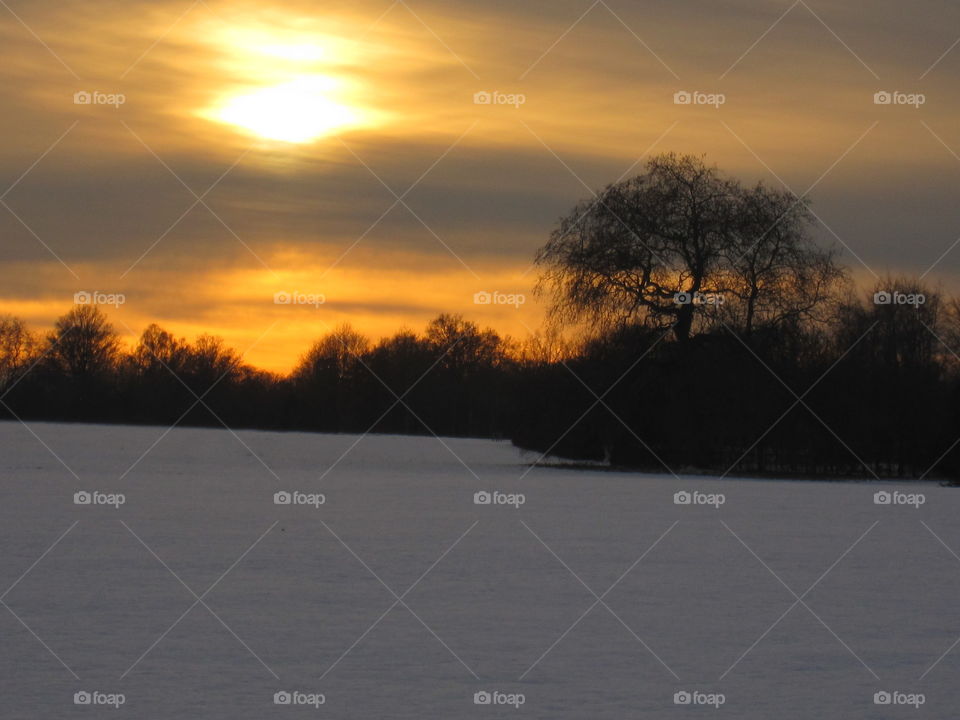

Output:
xmin=674 ymin=291 xmax=724 ymax=306
xmin=873 ymin=690 xmax=925 ymax=708
xmin=73 ymin=90 xmax=126 ymax=108
xmin=674 ymin=490 xmax=725 ymax=509
xmin=74 ymin=490 xmax=125 ymax=509
xmin=674 ymin=690 xmax=725 ymax=708
xmin=274 ymin=490 xmax=325 ymax=508
xmin=273 ymin=690 xmax=325 ymax=708
xmin=873 ymin=290 xmax=925 ymax=306
xmin=873 ymin=490 xmax=925 ymax=508
xmin=75 ymin=291 xmax=125 ymax=308
xmin=674 ymin=90 xmax=725 ymax=108
xmin=474 ymin=490 xmax=525 ymax=509
xmin=474 ymin=91 xmax=526 ymax=108
xmin=873 ymin=91 xmax=925 ymax=108
xmin=74 ymin=691 xmax=125 ymax=708
xmin=473 ymin=690 xmax=525 ymax=708
xmin=474 ymin=291 xmax=526 ymax=308
xmin=274 ymin=291 xmax=325 ymax=308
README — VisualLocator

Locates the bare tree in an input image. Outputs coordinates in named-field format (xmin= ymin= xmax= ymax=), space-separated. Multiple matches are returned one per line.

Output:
xmin=0 ymin=315 xmax=36 ymax=390
xmin=860 ymin=276 xmax=943 ymax=368
xmin=425 ymin=314 xmax=502 ymax=373
xmin=536 ymin=154 xmax=737 ymax=341
xmin=535 ymin=153 xmax=845 ymax=341
xmin=131 ymin=324 xmax=189 ymax=376
xmin=723 ymin=184 xmax=847 ymax=336
xmin=516 ymin=326 xmax=575 ymax=366
xmin=184 ymin=334 xmax=244 ymax=389
xmin=47 ymin=305 xmax=119 ymax=379
xmin=294 ymin=324 xmax=370 ymax=382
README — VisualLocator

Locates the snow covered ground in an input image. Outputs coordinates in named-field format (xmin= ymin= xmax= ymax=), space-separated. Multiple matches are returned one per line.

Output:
xmin=0 ymin=420 xmax=958 ymax=718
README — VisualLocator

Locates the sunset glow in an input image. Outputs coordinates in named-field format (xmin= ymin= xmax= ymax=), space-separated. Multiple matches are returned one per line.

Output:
xmin=209 ymin=75 xmax=361 ymax=143
xmin=1 ymin=0 xmax=958 ymax=371
xmin=198 ymin=24 xmax=375 ymax=143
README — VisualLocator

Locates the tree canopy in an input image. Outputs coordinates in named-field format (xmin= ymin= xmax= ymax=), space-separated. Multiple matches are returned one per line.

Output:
xmin=535 ymin=153 xmax=846 ymax=340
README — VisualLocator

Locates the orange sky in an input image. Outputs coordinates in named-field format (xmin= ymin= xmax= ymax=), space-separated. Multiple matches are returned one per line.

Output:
xmin=1 ymin=0 xmax=959 ymax=371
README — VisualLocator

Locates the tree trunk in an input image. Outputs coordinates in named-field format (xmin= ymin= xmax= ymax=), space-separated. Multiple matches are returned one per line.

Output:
xmin=674 ymin=304 xmax=694 ymax=342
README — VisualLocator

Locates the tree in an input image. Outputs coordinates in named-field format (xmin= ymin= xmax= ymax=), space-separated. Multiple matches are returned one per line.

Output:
xmin=422 ymin=314 xmax=508 ymax=436
xmin=47 ymin=305 xmax=119 ymax=379
xmin=0 ymin=315 xmax=36 ymax=391
xmin=182 ymin=334 xmax=244 ymax=391
xmin=425 ymin=314 xmax=502 ymax=373
xmin=293 ymin=324 xmax=370 ymax=383
xmin=290 ymin=324 xmax=372 ymax=432
xmin=368 ymin=329 xmax=433 ymax=388
xmin=827 ymin=277 xmax=947 ymax=476
xmin=516 ymin=327 xmax=574 ymax=366
xmin=940 ymin=297 xmax=960 ymax=372
xmin=723 ymin=184 xmax=846 ymax=336
xmin=535 ymin=153 xmax=845 ymax=341
xmin=131 ymin=324 xmax=189 ymax=377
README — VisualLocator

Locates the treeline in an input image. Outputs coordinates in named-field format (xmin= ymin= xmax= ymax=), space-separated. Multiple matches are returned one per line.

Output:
xmin=0 ymin=280 xmax=958 ymax=479
xmin=0 ymin=309 xmax=517 ymax=437
xmin=517 ymin=153 xmax=960 ymax=479
xmin=513 ymin=279 xmax=960 ymax=479
xmin=2 ymin=153 xmax=959 ymax=479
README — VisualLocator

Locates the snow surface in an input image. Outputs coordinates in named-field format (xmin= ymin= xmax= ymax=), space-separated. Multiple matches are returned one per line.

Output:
xmin=0 ymin=421 xmax=958 ymax=718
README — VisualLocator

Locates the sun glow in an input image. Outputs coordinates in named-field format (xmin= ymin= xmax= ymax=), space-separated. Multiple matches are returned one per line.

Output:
xmin=202 ymin=26 xmax=375 ymax=144
xmin=212 ymin=75 xmax=360 ymax=143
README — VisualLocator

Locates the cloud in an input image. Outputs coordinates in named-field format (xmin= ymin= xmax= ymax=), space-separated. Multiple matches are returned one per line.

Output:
xmin=1 ymin=0 xmax=959 ymax=369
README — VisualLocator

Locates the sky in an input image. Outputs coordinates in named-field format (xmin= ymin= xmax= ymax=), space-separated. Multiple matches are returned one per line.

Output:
xmin=1 ymin=0 xmax=959 ymax=371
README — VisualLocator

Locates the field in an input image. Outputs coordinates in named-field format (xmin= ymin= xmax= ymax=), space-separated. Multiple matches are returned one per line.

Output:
xmin=1 ymin=421 xmax=957 ymax=718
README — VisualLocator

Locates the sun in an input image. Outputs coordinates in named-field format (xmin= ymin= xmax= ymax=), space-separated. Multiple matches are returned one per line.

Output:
xmin=211 ymin=75 xmax=360 ymax=144
xmin=200 ymin=26 xmax=377 ymax=144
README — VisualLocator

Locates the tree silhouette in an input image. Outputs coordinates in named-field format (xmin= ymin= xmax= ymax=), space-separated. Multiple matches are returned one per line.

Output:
xmin=294 ymin=324 xmax=370 ymax=383
xmin=0 ymin=315 xmax=35 ymax=392
xmin=724 ymin=183 xmax=846 ymax=336
xmin=535 ymin=153 xmax=845 ymax=341
xmin=46 ymin=305 xmax=119 ymax=380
